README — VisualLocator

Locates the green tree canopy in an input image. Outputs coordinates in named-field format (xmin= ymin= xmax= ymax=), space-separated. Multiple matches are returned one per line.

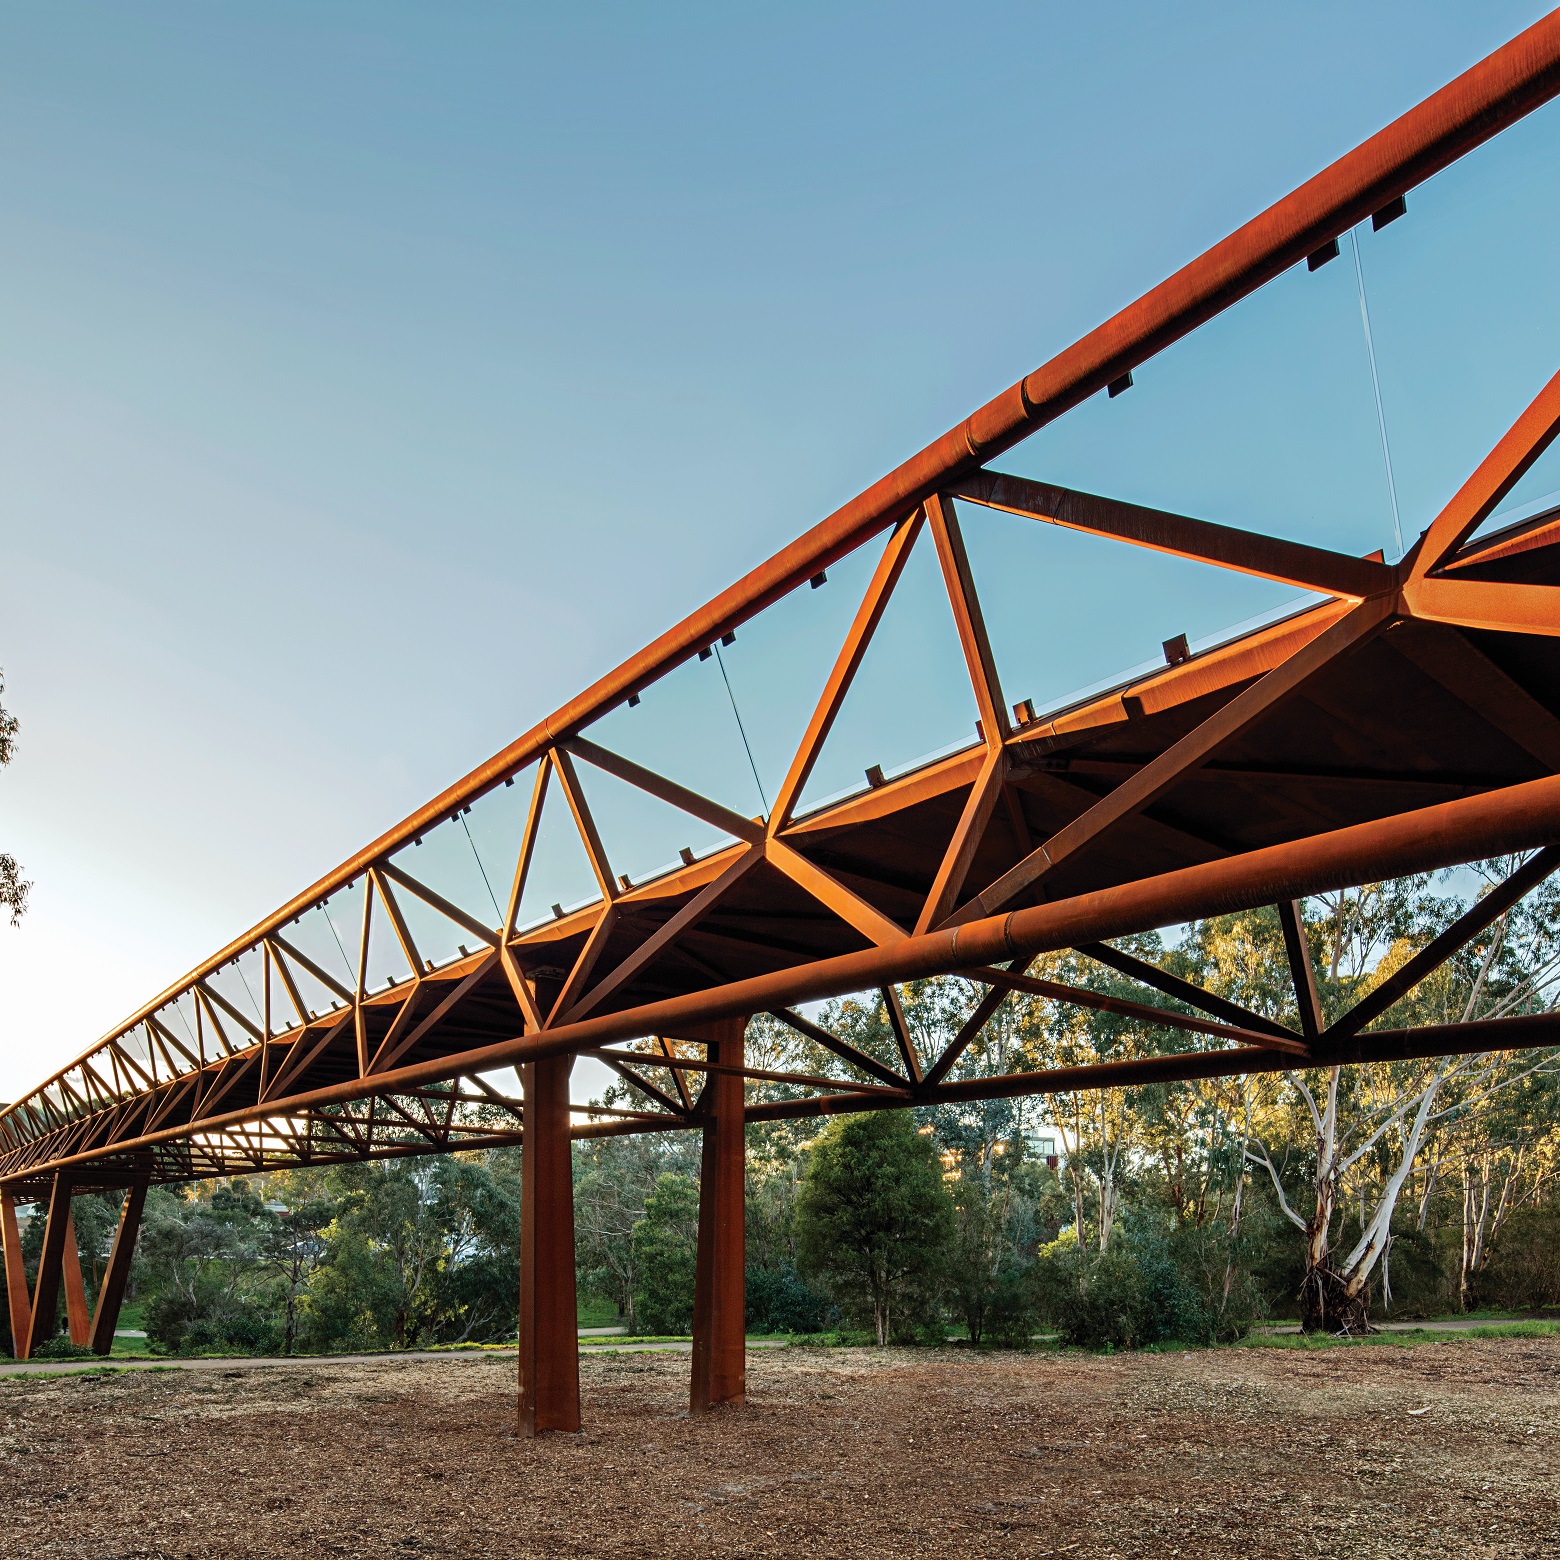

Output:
xmin=795 ymin=1111 xmax=954 ymax=1344
xmin=0 ymin=671 xmax=28 ymax=925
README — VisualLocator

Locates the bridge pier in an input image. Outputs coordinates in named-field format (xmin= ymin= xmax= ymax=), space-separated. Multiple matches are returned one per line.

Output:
xmin=518 ymin=1054 xmax=580 ymax=1436
xmin=90 ymin=1171 xmax=151 ymax=1356
xmin=61 ymin=1204 xmax=91 ymax=1347
xmin=25 ymin=1175 xmax=75 ymax=1358
xmin=2 ymin=1189 xmax=31 ymax=1356
xmin=689 ymin=1015 xmax=747 ymax=1414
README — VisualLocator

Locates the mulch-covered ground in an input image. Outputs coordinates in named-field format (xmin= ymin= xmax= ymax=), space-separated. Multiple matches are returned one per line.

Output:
xmin=2 ymin=1338 xmax=1558 ymax=1558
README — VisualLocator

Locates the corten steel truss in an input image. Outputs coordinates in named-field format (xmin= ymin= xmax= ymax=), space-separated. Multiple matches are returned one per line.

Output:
xmin=6 ymin=16 xmax=1560 ymax=1417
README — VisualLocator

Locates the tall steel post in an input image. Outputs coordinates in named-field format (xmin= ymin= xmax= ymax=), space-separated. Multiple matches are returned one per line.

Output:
xmin=689 ymin=1016 xmax=748 ymax=1413
xmin=89 ymin=1172 xmax=150 ymax=1356
xmin=518 ymin=1054 xmax=580 ymax=1435
xmin=1 ymin=1190 xmax=32 ymax=1358
xmin=25 ymin=1174 xmax=73 ymax=1359
xmin=61 ymin=1207 xmax=91 ymax=1347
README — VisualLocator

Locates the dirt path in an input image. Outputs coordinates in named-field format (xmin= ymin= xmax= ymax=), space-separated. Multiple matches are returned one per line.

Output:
xmin=2 ymin=1339 xmax=1557 ymax=1557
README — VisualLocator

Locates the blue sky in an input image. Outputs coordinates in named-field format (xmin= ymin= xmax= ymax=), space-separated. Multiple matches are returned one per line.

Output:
xmin=2 ymin=2 xmax=1557 ymax=1102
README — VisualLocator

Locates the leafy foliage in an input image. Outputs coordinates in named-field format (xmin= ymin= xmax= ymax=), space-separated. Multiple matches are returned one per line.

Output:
xmin=630 ymin=1173 xmax=699 ymax=1336
xmin=0 ymin=670 xmax=27 ymax=926
xmin=794 ymin=1111 xmax=954 ymax=1344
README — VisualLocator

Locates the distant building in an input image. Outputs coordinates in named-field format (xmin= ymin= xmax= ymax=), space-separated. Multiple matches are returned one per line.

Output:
xmin=1023 ymin=1128 xmax=1060 ymax=1168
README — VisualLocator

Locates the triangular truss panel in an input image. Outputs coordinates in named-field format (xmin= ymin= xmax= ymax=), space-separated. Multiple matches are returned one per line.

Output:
xmin=7 ymin=21 xmax=1560 ymax=1192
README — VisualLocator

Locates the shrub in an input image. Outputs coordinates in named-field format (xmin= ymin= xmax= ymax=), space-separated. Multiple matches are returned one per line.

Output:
xmin=980 ymin=1266 xmax=1039 ymax=1348
xmin=1033 ymin=1227 xmax=1256 ymax=1350
xmin=631 ymin=1174 xmax=699 ymax=1335
xmin=1480 ymin=1204 xmax=1560 ymax=1310
xmin=795 ymin=1111 xmax=954 ymax=1345
xmin=746 ymin=1264 xmax=829 ymax=1334
xmin=32 ymin=1336 xmax=95 ymax=1360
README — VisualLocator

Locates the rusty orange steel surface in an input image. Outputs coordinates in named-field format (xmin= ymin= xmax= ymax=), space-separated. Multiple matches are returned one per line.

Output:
xmin=5 ymin=10 xmax=1560 ymax=1202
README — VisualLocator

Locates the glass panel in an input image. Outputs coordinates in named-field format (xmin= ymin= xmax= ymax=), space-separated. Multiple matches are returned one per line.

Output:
xmin=1464 ymin=435 xmax=1560 ymax=552
xmin=582 ymin=632 xmax=773 ymax=824
xmin=513 ymin=773 xmax=607 ymax=932
xmin=362 ymin=880 xmax=418 ymax=993
xmin=161 ymin=992 xmax=204 ymax=1067
xmin=392 ymin=807 xmax=510 ymax=939
xmin=689 ymin=538 xmax=891 ymax=811
xmin=796 ymin=524 xmax=981 ymax=816
xmin=205 ymin=951 xmax=267 ymax=1045
xmin=1003 ymin=225 xmax=1397 ymax=561
xmin=282 ymin=892 xmax=360 ymax=998
xmin=1356 ymin=94 xmax=1560 ymax=548
xmin=569 ymin=752 xmax=741 ymax=892
xmin=269 ymin=933 xmax=346 ymax=1022
xmin=380 ymin=865 xmax=479 ymax=973
xmin=956 ymin=496 xmax=1320 ymax=721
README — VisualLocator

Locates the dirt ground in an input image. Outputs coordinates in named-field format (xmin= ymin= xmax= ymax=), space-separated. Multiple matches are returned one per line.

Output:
xmin=2 ymin=1339 xmax=1558 ymax=1559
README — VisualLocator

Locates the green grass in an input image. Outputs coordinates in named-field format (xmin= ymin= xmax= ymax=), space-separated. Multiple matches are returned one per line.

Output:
xmin=0 ymin=1364 xmax=180 ymax=1383
xmin=1238 ymin=1320 xmax=1560 ymax=1351
xmin=579 ymin=1334 xmax=693 ymax=1347
xmin=576 ymin=1294 xmax=622 ymax=1329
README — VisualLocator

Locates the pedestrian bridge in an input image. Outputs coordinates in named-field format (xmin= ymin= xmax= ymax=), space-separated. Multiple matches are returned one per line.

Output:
xmin=5 ymin=15 xmax=1560 ymax=1431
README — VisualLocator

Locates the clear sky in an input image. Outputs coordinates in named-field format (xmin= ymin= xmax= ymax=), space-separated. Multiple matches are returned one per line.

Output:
xmin=2 ymin=2 xmax=1558 ymax=1105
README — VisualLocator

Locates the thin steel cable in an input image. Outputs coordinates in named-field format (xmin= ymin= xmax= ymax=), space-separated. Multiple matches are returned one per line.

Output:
xmin=233 ymin=959 xmax=265 ymax=1027
xmin=320 ymin=899 xmax=356 ymax=984
xmin=460 ymin=811 xmax=504 ymax=922
xmin=713 ymin=642 xmax=770 ymax=816
xmin=1350 ymin=228 xmax=1405 ymax=557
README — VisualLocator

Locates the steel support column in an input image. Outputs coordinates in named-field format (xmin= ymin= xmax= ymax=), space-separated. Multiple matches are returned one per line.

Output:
xmin=1 ymin=1190 xmax=31 ymax=1357
xmin=690 ymin=1016 xmax=748 ymax=1413
xmin=61 ymin=1207 xmax=90 ymax=1347
xmin=89 ymin=1172 xmax=150 ymax=1356
xmin=518 ymin=1055 xmax=580 ymax=1436
xmin=25 ymin=1175 xmax=73 ymax=1359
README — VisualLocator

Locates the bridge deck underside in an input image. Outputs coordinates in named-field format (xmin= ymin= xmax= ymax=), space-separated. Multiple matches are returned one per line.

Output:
xmin=8 ymin=518 xmax=1558 ymax=1201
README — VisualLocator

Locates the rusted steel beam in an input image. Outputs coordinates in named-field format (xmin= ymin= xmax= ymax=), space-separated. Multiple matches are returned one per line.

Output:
xmin=690 ymin=1017 xmax=748 ymax=1414
xmin=767 ymin=1007 xmax=908 ymax=1089
xmin=926 ymin=493 xmax=1009 ymax=745
xmin=966 ymin=964 xmax=1310 ymax=1056
xmin=1277 ymin=900 xmax=1325 ymax=1040
xmin=1077 ymin=941 xmax=1298 ymax=1042
xmin=586 ymin=1046 xmax=908 ymax=1099
xmin=744 ymin=1012 xmax=1560 ymax=1124
xmin=882 ymin=986 xmax=923 ymax=1085
xmin=770 ymin=514 xmax=924 ymax=829
xmin=61 ymin=1207 xmax=91 ymax=1347
xmin=25 ymin=1176 xmax=74 ymax=1359
xmin=11 ymin=769 xmax=1560 ymax=1183
xmin=954 ymin=472 xmax=1392 ymax=599
xmin=1409 ymin=364 xmax=1560 ymax=580
xmin=921 ymin=964 xmax=1030 ymax=1089
xmin=563 ymin=737 xmax=764 ymax=845
xmin=16 ymin=14 xmax=1558 ymax=1137
xmin=517 ymin=1056 xmax=580 ymax=1437
xmin=915 ymin=747 xmax=1007 ymax=936
xmin=89 ymin=1170 xmax=149 ymax=1356
xmin=1324 ymin=846 xmax=1560 ymax=1042
xmin=558 ymin=847 xmax=763 ymax=1026
xmin=566 ymin=1011 xmax=1560 ymax=1141
xmin=657 ymin=1035 xmax=695 ymax=1112
xmin=2 ymin=1190 xmax=31 ymax=1354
